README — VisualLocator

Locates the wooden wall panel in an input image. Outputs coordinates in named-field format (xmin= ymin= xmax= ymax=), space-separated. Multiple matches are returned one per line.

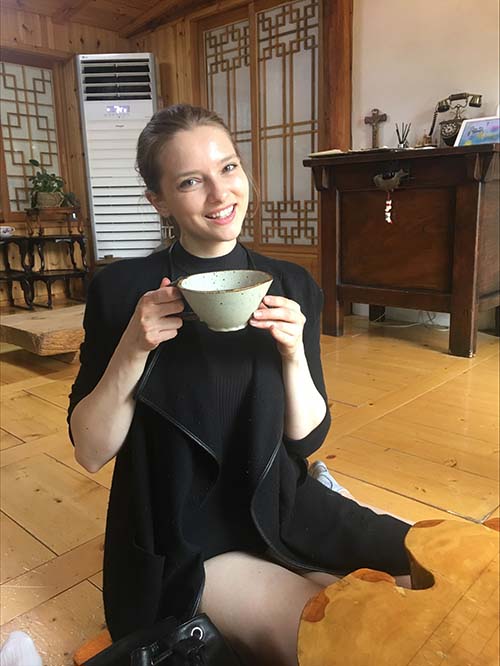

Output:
xmin=132 ymin=20 xmax=195 ymax=106
xmin=0 ymin=8 xmax=129 ymax=54
xmin=131 ymin=0 xmax=250 ymax=105
xmin=0 ymin=8 xmax=131 ymax=305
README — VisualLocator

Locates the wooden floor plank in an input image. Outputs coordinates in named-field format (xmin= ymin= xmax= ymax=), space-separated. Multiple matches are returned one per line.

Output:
xmin=0 ymin=432 xmax=70 ymax=469
xmin=25 ymin=378 xmax=74 ymax=410
xmin=1 ymin=454 xmax=108 ymax=554
xmin=1 ymin=536 xmax=103 ymax=624
xmin=323 ymin=358 xmax=403 ymax=406
xmin=388 ymin=398 xmax=498 ymax=446
xmin=0 ymin=582 xmax=105 ymax=666
xmin=0 ymin=376 xmax=57 ymax=400
xmin=0 ymin=392 xmax=67 ymax=442
xmin=318 ymin=472 xmax=466 ymax=525
xmin=1 ymin=512 xmax=55 ymax=585
xmin=0 ymin=349 xmax=67 ymax=385
xmin=328 ymin=400 xmax=358 ymax=419
xmin=328 ymin=351 xmax=499 ymax=440
xmin=88 ymin=571 xmax=103 ymax=590
xmin=0 ymin=432 xmax=114 ymax=489
xmin=321 ymin=435 xmax=499 ymax=520
xmin=354 ymin=415 xmax=499 ymax=480
xmin=0 ymin=429 xmax=23 ymax=450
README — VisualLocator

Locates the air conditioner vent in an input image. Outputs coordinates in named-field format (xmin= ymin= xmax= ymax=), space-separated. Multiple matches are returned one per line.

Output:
xmin=79 ymin=57 xmax=153 ymax=101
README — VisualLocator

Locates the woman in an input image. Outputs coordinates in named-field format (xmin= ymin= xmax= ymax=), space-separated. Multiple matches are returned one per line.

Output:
xmin=69 ymin=104 xmax=410 ymax=666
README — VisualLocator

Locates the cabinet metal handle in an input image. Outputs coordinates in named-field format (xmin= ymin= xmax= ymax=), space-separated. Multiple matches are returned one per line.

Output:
xmin=373 ymin=168 xmax=409 ymax=191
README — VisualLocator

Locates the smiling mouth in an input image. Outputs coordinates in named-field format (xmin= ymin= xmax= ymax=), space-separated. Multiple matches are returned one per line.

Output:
xmin=205 ymin=204 xmax=236 ymax=220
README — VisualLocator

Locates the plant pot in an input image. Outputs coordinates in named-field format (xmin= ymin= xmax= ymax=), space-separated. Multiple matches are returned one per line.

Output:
xmin=36 ymin=191 xmax=63 ymax=208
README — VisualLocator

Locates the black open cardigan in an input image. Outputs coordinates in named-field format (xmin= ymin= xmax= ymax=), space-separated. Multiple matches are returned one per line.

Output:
xmin=68 ymin=246 xmax=410 ymax=641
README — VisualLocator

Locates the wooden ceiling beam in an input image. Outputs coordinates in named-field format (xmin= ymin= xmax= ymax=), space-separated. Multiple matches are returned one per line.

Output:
xmin=0 ymin=41 xmax=73 ymax=67
xmin=120 ymin=0 xmax=216 ymax=38
xmin=51 ymin=0 xmax=93 ymax=25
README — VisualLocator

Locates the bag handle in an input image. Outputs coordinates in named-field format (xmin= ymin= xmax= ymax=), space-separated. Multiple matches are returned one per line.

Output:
xmin=131 ymin=636 xmax=207 ymax=666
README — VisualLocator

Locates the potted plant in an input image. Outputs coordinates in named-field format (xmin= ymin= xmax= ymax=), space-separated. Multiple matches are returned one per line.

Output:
xmin=28 ymin=158 xmax=65 ymax=208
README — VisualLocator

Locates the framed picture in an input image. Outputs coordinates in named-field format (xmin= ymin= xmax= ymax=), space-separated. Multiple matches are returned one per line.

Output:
xmin=454 ymin=116 xmax=500 ymax=147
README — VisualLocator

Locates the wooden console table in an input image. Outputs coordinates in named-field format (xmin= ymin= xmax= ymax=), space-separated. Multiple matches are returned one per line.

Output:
xmin=304 ymin=145 xmax=499 ymax=357
xmin=0 ymin=234 xmax=88 ymax=309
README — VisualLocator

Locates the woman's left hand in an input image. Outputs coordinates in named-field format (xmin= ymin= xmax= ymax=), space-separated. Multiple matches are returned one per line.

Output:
xmin=250 ymin=295 xmax=306 ymax=360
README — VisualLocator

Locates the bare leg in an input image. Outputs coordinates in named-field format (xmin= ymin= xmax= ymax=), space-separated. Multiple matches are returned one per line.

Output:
xmin=200 ymin=551 xmax=324 ymax=666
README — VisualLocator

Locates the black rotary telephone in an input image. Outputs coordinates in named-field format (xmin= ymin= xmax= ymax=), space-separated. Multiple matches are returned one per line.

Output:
xmin=427 ymin=92 xmax=482 ymax=146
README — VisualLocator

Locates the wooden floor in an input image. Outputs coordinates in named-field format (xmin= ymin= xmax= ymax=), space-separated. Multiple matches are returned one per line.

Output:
xmin=0 ymin=315 xmax=498 ymax=664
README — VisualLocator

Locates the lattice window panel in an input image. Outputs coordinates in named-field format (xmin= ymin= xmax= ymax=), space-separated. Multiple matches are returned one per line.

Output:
xmin=258 ymin=0 xmax=319 ymax=245
xmin=205 ymin=19 xmax=254 ymax=243
xmin=202 ymin=0 xmax=319 ymax=248
xmin=0 ymin=62 xmax=61 ymax=212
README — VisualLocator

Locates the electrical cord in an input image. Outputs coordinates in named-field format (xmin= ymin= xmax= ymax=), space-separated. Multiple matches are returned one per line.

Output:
xmin=368 ymin=310 xmax=450 ymax=331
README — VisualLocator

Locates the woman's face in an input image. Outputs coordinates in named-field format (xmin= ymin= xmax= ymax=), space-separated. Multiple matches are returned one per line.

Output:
xmin=151 ymin=125 xmax=249 ymax=257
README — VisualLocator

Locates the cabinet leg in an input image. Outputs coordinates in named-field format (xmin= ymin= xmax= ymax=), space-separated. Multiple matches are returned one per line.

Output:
xmin=6 ymin=280 xmax=14 ymax=306
xmin=449 ymin=308 xmax=478 ymax=357
xmin=323 ymin=301 xmax=344 ymax=336
xmin=46 ymin=281 xmax=53 ymax=309
xmin=369 ymin=305 xmax=386 ymax=322
xmin=20 ymin=280 xmax=34 ymax=310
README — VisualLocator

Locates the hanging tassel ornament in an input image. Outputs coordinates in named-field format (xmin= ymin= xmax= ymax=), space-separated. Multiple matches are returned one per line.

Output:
xmin=384 ymin=191 xmax=394 ymax=224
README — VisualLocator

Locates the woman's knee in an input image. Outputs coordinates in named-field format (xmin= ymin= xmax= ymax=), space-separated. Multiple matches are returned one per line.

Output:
xmin=200 ymin=551 xmax=322 ymax=666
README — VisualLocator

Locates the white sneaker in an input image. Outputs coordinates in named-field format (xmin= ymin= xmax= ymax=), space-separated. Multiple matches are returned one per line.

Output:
xmin=309 ymin=461 xmax=350 ymax=496
xmin=0 ymin=632 xmax=42 ymax=666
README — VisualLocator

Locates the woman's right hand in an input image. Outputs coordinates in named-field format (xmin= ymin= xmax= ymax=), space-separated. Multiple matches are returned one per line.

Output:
xmin=122 ymin=277 xmax=185 ymax=355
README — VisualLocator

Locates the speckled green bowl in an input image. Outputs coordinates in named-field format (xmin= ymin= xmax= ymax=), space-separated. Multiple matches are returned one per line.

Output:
xmin=177 ymin=269 xmax=273 ymax=332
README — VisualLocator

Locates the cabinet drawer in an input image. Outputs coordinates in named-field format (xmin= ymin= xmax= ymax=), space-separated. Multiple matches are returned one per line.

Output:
xmin=332 ymin=155 xmax=468 ymax=192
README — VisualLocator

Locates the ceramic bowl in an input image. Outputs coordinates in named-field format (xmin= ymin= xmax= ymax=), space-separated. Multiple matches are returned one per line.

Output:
xmin=0 ymin=226 xmax=15 ymax=238
xmin=177 ymin=269 xmax=273 ymax=332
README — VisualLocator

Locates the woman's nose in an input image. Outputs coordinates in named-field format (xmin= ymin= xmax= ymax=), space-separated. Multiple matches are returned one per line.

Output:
xmin=206 ymin=176 xmax=228 ymax=203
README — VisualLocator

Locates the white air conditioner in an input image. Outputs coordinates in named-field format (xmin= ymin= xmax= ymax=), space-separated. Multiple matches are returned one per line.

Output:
xmin=76 ymin=53 xmax=161 ymax=260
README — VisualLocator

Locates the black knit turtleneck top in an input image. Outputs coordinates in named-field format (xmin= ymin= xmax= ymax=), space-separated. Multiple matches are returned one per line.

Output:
xmin=170 ymin=241 xmax=266 ymax=559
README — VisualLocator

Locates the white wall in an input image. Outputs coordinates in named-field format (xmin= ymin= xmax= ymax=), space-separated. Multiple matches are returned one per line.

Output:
xmin=352 ymin=0 xmax=499 ymax=150
xmin=350 ymin=0 xmax=499 ymax=328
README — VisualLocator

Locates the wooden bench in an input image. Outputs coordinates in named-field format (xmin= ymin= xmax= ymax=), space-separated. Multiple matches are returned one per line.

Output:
xmin=0 ymin=304 xmax=84 ymax=360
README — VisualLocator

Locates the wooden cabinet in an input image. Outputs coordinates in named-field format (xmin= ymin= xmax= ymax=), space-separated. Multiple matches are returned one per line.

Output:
xmin=304 ymin=145 xmax=499 ymax=357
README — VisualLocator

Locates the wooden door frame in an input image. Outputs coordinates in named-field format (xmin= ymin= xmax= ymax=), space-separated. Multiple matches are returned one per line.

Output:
xmin=0 ymin=45 xmax=76 ymax=227
xmin=190 ymin=0 xmax=353 ymax=157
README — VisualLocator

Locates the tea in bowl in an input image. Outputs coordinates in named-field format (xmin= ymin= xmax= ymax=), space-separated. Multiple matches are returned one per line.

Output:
xmin=177 ymin=270 xmax=273 ymax=332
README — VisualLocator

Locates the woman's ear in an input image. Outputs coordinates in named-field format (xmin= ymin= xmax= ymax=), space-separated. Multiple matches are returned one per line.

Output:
xmin=146 ymin=190 xmax=170 ymax=217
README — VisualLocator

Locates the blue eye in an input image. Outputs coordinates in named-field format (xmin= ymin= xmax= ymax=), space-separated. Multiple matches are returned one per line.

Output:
xmin=179 ymin=178 xmax=198 ymax=189
xmin=223 ymin=162 xmax=238 ymax=173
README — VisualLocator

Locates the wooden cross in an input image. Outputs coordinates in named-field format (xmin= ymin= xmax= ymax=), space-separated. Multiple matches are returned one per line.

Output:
xmin=364 ymin=108 xmax=387 ymax=148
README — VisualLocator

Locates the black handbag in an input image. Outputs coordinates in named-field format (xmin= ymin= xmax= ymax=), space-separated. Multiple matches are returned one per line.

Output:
xmin=84 ymin=614 xmax=242 ymax=666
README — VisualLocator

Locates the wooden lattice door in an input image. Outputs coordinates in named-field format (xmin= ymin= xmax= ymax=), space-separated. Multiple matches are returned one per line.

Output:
xmin=199 ymin=0 xmax=320 ymax=280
